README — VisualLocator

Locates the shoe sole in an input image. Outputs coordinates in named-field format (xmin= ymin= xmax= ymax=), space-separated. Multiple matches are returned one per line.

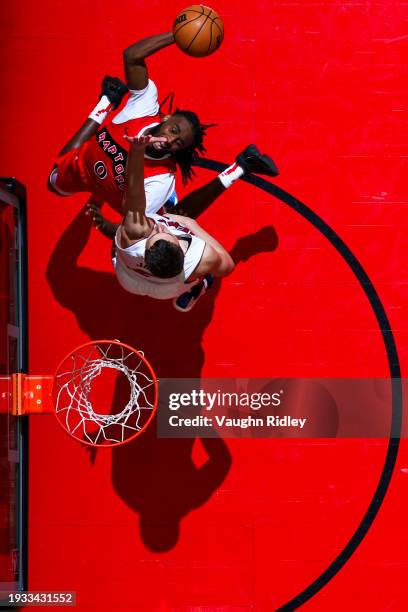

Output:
xmin=239 ymin=145 xmax=280 ymax=177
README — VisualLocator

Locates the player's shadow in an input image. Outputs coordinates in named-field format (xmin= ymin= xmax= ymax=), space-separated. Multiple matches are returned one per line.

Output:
xmin=47 ymin=208 xmax=279 ymax=551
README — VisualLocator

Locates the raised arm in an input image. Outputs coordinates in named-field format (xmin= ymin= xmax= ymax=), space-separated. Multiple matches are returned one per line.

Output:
xmin=123 ymin=32 xmax=175 ymax=90
xmin=119 ymin=134 xmax=167 ymax=247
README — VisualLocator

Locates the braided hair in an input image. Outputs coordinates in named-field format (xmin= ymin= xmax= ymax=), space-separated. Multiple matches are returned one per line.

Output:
xmin=158 ymin=93 xmax=216 ymax=184
xmin=172 ymin=109 xmax=212 ymax=184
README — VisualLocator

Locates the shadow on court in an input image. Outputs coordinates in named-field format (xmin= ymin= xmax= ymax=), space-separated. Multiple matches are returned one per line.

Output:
xmin=47 ymin=207 xmax=278 ymax=551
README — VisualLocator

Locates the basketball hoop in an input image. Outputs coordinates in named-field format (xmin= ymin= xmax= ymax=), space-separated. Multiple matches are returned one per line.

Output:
xmin=1 ymin=340 xmax=158 ymax=448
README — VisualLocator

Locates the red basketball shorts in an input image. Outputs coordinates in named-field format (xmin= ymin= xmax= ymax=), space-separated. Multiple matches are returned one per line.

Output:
xmin=50 ymin=147 xmax=92 ymax=195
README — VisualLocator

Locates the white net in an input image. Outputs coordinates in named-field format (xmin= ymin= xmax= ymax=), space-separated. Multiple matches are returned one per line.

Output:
xmin=53 ymin=341 xmax=157 ymax=446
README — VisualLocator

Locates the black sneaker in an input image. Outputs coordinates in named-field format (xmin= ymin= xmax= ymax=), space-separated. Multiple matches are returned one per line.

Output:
xmin=100 ymin=75 xmax=129 ymax=109
xmin=236 ymin=144 xmax=279 ymax=177
xmin=173 ymin=275 xmax=214 ymax=312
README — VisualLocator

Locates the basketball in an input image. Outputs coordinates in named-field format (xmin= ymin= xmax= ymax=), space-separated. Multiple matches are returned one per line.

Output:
xmin=173 ymin=5 xmax=224 ymax=58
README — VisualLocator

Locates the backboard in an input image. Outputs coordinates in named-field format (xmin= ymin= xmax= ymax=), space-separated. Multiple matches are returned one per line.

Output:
xmin=0 ymin=179 xmax=28 ymax=601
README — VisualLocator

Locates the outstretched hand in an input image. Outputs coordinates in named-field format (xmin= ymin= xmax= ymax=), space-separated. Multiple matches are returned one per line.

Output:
xmin=123 ymin=134 xmax=167 ymax=149
xmin=85 ymin=202 xmax=105 ymax=229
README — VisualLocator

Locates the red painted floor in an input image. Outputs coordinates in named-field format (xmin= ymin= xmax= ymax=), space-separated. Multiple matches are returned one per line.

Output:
xmin=1 ymin=0 xmax=408 ymax=609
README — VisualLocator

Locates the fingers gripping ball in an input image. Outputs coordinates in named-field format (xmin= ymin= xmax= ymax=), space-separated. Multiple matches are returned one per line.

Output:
xmin=173 ymin=5 xmax=224 ymax=57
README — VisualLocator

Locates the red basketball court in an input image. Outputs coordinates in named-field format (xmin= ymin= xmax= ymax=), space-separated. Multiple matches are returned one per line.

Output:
xmin=1 ymin=0 xmax=407 ymax=609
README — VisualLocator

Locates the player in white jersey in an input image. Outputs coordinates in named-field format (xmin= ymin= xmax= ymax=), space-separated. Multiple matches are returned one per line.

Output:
xmin=114 ymin=211 xmax=206 ymax=300
xmin=103 ymin=132 xmax=235 ymax=303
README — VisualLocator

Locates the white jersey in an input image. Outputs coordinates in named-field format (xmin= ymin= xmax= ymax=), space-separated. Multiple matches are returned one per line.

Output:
xmin=113 ymin=214 xmax=206 ymax=300
xmin=114 ymin=80 xmax=175 ymax=215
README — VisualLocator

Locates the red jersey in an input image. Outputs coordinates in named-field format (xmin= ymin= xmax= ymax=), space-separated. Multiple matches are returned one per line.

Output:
xmin=79 ymin=112 xmax=176 ymax=211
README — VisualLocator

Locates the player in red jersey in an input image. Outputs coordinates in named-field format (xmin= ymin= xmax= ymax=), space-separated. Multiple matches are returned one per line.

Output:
xmin=48 ymin=32 xmax=279 ymax=217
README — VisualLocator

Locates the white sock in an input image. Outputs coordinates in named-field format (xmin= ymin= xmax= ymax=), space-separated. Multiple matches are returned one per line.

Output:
xmin=218 ymin=162 xmax=244 ymax=189
xmin=88 ymin=95 xmax=113 ymax=125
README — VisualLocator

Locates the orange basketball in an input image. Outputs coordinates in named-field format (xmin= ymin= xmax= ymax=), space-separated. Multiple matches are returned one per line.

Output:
xmin=173 ymin=5 xmax=224 ymax=58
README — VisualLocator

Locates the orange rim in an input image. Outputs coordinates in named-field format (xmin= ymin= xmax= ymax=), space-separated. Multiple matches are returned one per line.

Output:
xmin=52 ymin=339 xmax=158 ymax=448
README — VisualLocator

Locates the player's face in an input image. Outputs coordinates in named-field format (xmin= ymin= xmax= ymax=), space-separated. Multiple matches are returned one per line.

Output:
xmin=146 ymin=223 xmax=180 ymax=249
xmin=152 ymin=116 xmax=194 ymax=153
